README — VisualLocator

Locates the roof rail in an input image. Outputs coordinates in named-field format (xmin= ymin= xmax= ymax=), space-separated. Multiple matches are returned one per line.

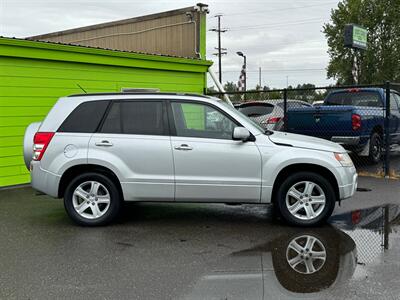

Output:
xmin=67 ymin=92 xmax=212 ymax=98
xmin=120 ymin=88 xmax=160 ymax=93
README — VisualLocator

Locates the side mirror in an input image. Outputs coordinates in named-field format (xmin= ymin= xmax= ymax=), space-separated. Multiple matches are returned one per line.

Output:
xmin=232 ymin=127 xmax=252 ymax=142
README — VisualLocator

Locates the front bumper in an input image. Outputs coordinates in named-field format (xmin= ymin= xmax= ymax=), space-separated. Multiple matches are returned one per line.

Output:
xmin=336 ymin=165 xmax=358 ymax=200
xmin=30 ymin=161 xmax=60 ymax=198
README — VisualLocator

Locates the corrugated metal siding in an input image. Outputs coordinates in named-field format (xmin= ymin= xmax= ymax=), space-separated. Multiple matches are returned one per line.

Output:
xmin=0 ymin=37 xmax=211 ymax=187
xmin=30 ymin=8 xmax=202 ymax=58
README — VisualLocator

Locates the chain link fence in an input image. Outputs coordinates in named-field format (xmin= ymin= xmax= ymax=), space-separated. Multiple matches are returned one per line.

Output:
xmin=208 ymin=83 xmax=400 ymax=179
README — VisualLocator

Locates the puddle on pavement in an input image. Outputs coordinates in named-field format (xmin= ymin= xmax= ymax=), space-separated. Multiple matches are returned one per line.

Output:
xmin=181 ymin=204 xmax=400 ymax=299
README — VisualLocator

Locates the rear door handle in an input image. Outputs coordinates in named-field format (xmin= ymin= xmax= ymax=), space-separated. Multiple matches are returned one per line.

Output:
xmin=95 ymin=140 xmax=113 ymax=147
xmin=174 ymin=144 xmax=193 ymax=151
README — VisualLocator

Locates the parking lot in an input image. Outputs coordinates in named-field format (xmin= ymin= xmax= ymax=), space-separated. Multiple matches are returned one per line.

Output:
xmin=354 ymin=149 xmax=400 ymax=178
xmin=1 ymin=176 xmax=399 ymax=300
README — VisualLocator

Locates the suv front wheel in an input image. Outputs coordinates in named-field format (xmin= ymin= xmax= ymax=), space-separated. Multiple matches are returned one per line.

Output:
xmin=64 ymin=172 xmax=121 ymax=226
xmin=276 ymin=172 xmax=336 ymax=226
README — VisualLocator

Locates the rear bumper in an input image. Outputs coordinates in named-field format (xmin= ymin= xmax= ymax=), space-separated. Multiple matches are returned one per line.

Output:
xmin=336 ymin=165 xmax=358 ymax=200
xmin=331 ymin=136 xmax=360 ymax=145
xmin=30 ymin=161 xmax=60 ymax=198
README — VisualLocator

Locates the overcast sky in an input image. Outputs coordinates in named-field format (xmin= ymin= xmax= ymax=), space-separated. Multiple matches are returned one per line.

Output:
xmin=0 ymin=0 xmax=340 ymax=89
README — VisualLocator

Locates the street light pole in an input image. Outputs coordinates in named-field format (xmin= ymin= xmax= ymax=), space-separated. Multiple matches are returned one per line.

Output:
xmin=236 ymin=51 xmax=247 ymax=92
xmin=244 ymin=55 xmax=247 ymax=92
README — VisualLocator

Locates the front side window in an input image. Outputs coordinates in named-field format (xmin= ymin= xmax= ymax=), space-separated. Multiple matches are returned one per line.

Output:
xmin=171 ymin=102 xmax=237 ymax=140
xmin=101 ymin=101 xmax=165 ymax=135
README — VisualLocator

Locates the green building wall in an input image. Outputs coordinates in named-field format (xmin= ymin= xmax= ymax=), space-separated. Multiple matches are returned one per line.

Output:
xmin=0 ymin=37 xmax=212 ymax=187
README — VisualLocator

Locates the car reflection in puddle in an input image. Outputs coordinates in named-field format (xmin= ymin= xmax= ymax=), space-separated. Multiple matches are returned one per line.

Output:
xmin=181 ymin=204 xmax=400 ymax=300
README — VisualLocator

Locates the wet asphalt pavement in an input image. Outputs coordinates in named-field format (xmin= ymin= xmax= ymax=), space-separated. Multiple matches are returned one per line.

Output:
xmin=1 ymin=177 xmax=400 ymax=300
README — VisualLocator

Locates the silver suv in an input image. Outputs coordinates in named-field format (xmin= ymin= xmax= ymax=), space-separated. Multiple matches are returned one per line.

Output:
xmin=24 ymin=92 xmax=358 ymax=227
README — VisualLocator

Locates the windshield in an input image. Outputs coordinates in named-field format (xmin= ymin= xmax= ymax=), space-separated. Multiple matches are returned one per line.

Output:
xmin=276 ymin=101 xmax=312 ymax=108
xmin=218 ymin=100 xmax=267 ymax=133
xmin=325 ymin=91 xmax=382 ymax=107
xmin=238 ymin=104 xmax=274 ymax=116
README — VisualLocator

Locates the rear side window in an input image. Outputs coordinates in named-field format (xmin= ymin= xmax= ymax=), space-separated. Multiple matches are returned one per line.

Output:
xmin=58 ymin=101 xmax=109 ymax=133
xmin=100 ymin=101 xmax=165 ymax=135
xmin=239 ymin=104 xmax=274 ymax=116
xmin=325 ymin=91 xmax=382 ymax=107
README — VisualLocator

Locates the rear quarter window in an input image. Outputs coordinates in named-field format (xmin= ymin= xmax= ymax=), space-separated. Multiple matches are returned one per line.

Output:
xmin=58 ymin=100 xmax=109 ymax=133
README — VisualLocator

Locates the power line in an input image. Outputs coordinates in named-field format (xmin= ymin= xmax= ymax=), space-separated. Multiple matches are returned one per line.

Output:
xmin=220 ymin=1 xmax=337 ymax=17
xmin=219 ymin=68 xmax=326 ymax=73
xmin=206 ymin=39 xmax=323 ymax=51
xmin=229 ymin=18 xmax=323 ymax=31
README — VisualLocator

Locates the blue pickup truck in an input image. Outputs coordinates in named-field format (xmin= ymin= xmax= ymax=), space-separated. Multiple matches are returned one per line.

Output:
xmin=287 ymin=88 xmax=400 ymax=163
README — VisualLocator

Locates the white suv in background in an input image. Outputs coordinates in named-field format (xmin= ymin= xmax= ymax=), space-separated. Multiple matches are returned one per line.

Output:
xmin=24 ymin=92 xmax=357 ymax=227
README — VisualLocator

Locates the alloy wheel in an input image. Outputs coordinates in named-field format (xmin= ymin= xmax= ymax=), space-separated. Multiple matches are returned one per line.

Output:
xmin=285 ymin=181 xmax=326 ymax=221
xmin=286 ymin=234 xmax=327 ymax=274
xmin=72 ymin=181 xmax=111 ymax=219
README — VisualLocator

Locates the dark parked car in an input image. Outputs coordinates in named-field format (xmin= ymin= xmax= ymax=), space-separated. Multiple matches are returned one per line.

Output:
xmin=237 ymin=100 xmax=312 ymax=131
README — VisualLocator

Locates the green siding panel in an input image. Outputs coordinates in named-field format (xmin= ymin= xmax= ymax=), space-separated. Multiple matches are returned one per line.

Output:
xmin=0 ymin=37 xmax=211 ymax=187
xmin=0 ymin=174 xmax=30 ymax=187
xmin=0 ymin=146 xmax=23 ymax=158
xmin=0 ymin=136 xmax=24 ymax=147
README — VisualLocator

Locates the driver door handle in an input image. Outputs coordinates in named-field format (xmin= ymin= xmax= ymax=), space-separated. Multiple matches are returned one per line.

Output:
xmin=174 ymin=144 xmax=193 ymax=151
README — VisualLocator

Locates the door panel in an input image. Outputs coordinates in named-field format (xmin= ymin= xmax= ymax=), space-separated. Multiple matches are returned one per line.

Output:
xmin=171 ymin=137 xmax=262 ymax=202
xmin=169 ymin=101 xmax=262 ymax=203
xmin=88 ymin=134 xmax=174 ymax=201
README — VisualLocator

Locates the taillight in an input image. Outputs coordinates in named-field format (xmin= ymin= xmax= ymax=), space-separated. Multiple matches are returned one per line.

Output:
xmin=352 ymin=114 xmax=361 ymax=131
xmin=351 ymin=210 xmax=361 ymax=225
xmin=347 ymin=88 xmax=360 ymax=93
xmin=33 ymin=132 xmax=54 ymax=161
xmin=267 ymin=117 xmax=282 ymax=124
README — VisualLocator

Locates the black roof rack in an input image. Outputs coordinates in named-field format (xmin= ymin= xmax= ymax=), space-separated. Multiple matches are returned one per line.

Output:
xmin=67 ymin=92 xmax=212 ymax=98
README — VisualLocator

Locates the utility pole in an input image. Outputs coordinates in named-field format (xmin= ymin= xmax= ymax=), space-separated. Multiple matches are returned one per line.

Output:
xmin=210 ymin=14 xmax=227 ymax=84
xmin=259 ymin=67 xmax=261 ymax=88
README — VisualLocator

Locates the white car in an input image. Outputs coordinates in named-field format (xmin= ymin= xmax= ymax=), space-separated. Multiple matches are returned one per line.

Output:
xmin=24 ymin=91 xmax=357 ymax=226
xmin=237 ymin=100 xmax=312 ymax=131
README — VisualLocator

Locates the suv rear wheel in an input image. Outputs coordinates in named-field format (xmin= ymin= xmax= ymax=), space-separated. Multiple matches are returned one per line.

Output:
xmin=275 ymin=172 xmax=336 ymax=226
xmin=64 ymin=173 xmax=121 ymax=226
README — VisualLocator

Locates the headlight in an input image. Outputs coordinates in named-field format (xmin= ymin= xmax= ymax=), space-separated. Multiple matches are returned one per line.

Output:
xmin=334 ymin=152 xmax=354 ymax=167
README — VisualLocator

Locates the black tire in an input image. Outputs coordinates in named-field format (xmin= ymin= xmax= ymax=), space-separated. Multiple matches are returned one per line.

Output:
xmin=368 ymin=132 xmax=383 ymax=164
xmin=64 ymin=172 xmax=122 ymax=226
xmin=275 ymin=172 xmax=336 ymax=227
